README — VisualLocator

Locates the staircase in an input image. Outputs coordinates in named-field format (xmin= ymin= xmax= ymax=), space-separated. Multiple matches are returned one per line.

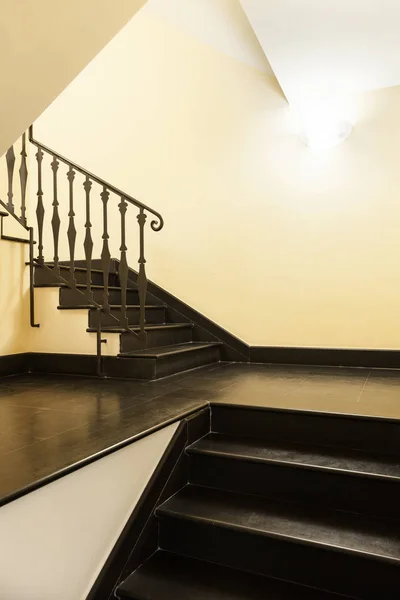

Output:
xmin=34 ymin=261 xmax=221 ymax=379
xmin=116 ymin=405 xmax=400 ymax=599
xmin=0 ymin=128 xmax=225 ymax=379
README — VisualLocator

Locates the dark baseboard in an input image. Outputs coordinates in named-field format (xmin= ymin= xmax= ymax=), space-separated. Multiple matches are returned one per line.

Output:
xmin=0 ymin=353 xmax=29 ymax=378
xmin=28 ymin=352 xmax=98 ymax=377
xmin=86 ymin=407 xmax=210 ymax=600
xmin=2 ymin=345 xmax=400 ymax=382
xmin=250 ymin=346 xmax=400 ymax=369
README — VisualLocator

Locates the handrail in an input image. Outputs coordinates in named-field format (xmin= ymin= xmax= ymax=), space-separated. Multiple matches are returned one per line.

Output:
xmin=28 ymin=126 xmax=164 ymax=232
xmin=0 ymin=198 xmax=29 ymax=231
xmin=2 ymin=125 xmax=163 ymax=375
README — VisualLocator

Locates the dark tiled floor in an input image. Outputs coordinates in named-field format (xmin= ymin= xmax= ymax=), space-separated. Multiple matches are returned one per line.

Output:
xmin=1 ymin=362 xmax=400 ymax=506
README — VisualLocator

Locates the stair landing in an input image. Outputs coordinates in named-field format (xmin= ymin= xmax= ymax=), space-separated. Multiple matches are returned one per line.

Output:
xmin=1 ymin=363 xmax=399 ymax=508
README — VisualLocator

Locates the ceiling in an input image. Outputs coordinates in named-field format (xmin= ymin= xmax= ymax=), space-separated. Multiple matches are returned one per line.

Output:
xmin=143 ymin=0 xmax=400 ymax=111
xmin=240 ymin=0 xmax=400 ymax=105
xmin=142 ymin=0 xmax=274 ymax=74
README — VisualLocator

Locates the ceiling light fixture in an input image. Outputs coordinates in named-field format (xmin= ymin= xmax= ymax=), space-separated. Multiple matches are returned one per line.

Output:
xmin=290 ymin=102 xmax=353 ymax=150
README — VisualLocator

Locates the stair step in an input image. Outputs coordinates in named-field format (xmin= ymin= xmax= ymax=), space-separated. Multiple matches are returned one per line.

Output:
xmin=188 ymin=433 xmax=400 ymax=480
xmin=158 ymin=485 xmax=400 ymax=564
xmin=157 ymin=485 xmax=400 ymax=598
xmin=87 ymin=323 xmax=192 ymax=333
xmin=117 ymin=550 xmax=348 ymax=600
xmin=119 ymin=342 xmax=220 ymax=358
xmin=36 ymin=264 xmax=119 ymax=286
xmin=45 ymin=263 xmax=117 ymax=275
xmin=108 ymin=342 xmax=221 ymax=380
xmin=211 ymin=404 xmax=400 ymax=455
xmin=35 ymin=282 xmax=128 ymax=291
xmin=1 ymin=234 xmax=30 ymax=243
xmin=187 ymin=433 xmax=400 ymax=518
xmin=58 ymin=304 xmax=162 ymax=310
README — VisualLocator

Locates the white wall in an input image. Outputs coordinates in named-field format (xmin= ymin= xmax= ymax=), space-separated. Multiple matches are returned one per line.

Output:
xmin=34 ymin=12 xmax=400 ymax=350
xmin=0 ymin=0 xmax=147 ymax=155
xmin=0 ymin=422 xmax=178 ymax=600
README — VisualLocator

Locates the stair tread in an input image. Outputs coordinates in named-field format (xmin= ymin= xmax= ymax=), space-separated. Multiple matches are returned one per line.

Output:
xmin=36 ymin=282 xmax=133 ymax=291
xmin=44 ymin=263 xmax=117 ymax=275
xmin=119 ymin=342 xmax=221 ymax=358
xmin=188 ymin=433 xmax=400 ymax=480
xmin=58 ymin=304 xmax=163 ymax=310
xmin=87 ymin=322 xmax=192 ymax=333
xmin=157 ymin=485 xmax=400 ymax=564
xmin=117 ymin=550 xmax=347 ymax=600
xmin=2 ymin=234 xmax=30 ymax=243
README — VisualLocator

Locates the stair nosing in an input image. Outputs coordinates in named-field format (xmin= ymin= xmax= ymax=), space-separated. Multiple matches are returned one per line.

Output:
xmin=119 ymin=342 xmax=221 ymax=359
xmin=86 ymin=322 xmax=193 ymax=333
xmin=57 ymin=304 xmax=164 ymax=310
xmin=44 ymin=263 xmax=118 ymax=275
xmin=36 ymin=283 xmax=133 ymax=291
xmin=186 ymin=444 xmax=400 ymax=482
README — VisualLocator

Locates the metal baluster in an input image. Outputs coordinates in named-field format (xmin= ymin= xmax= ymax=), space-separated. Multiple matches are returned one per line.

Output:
xmin=83 ymin=176 xmax=93 ymax=302
xmin=101 ymin=187 xmax=111 ymax=314
xmin=137 ymin=208 xmax=148 ymax=341
xmin=118 ymin=197 xmax=129 ymax=329
xmin=36 ymin=148 xmax=45 ymax=265
xmin=6 ymin=144 xmax=15 ymax=214
xmin=67 ymin=165 xmax=77 ymax=288
xmin=51 ymin=156 xmax=60 ymax=279
xmin=29 ymin=227 xmax=40 ymax=328
xmin=19 ymin=133 xmax=28 ymax=226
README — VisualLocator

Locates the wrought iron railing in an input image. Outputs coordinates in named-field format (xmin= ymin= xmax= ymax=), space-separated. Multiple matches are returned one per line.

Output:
xmin=1 ymin=126 xmax=164 ymax=373
xmin=0 ymin=132 xmax=38 ymax=329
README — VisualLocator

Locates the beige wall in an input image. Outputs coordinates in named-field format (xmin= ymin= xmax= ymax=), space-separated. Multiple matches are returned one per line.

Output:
xmin=0 ymin=0 xmax=147 ymax=155
xmin=34 ymin=12 xmax=400 ymax=350
xmin=0 ymin=239 xmax=30 ymax=355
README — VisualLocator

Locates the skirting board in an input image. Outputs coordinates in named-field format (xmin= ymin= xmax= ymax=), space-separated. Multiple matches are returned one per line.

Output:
xmin=2 ymin=347 xmax=400 ymax=381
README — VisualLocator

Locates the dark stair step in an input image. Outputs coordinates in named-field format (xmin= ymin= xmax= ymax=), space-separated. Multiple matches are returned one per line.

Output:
xmin=211 ymin=404 xmax=400 ymax=455
xmin=116 ymin=550 xmax=350 ymax=600
xmin=157 ymin=485 xmax=400 ymax=599
xmin=1 ymin=233 xmax=30 ymax=243
xmin=187 ymin=433 xmax=400 ymax=518
xmin=58 ymin=285 xmax=145 ymax=307
xmin=36 ymin=264 xmax=119 ymax=286
xmin=102 ymin=323 xmax=194 ymax=353
xmin=87 ymin=305 xmax=167 ymax=327
xmin=110 ymin=342 xmax=221 ymax=380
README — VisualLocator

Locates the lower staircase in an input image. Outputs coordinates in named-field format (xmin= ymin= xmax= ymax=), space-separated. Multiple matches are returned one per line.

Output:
xmin=115 ymin=405 xmax=400 ymax=599
xmin=35 ymin=261 xmax=221 ymax=379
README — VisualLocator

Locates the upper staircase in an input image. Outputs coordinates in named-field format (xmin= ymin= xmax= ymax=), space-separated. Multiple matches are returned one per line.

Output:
xmin=0 ymin=127 xmax=223 ymax=379
xmin=34 ymin=260 xmax=221 ymax=379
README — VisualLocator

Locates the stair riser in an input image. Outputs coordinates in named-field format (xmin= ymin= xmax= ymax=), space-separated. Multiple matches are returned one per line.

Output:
xmin=120 ymin=327 xmax=193 ymax=353
xmin=158 ymin=516 xmax=399 ymax=600
xmin=35 ymin=266 xmax=118 ymax=287
xmin=59 ymin=287 xmax=140 ymax=306
xmin=154 ymin=346 xmax=221 ymax=379
xmin=109 ymin=346 xmax=220 ymax=380
xmin=188 ymin=453 xmax=400 ymax=519
xmin=89 ymin=306 xmax=167 ymax=327
xmin=211 ymin=406 xmax=400 ymax=455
